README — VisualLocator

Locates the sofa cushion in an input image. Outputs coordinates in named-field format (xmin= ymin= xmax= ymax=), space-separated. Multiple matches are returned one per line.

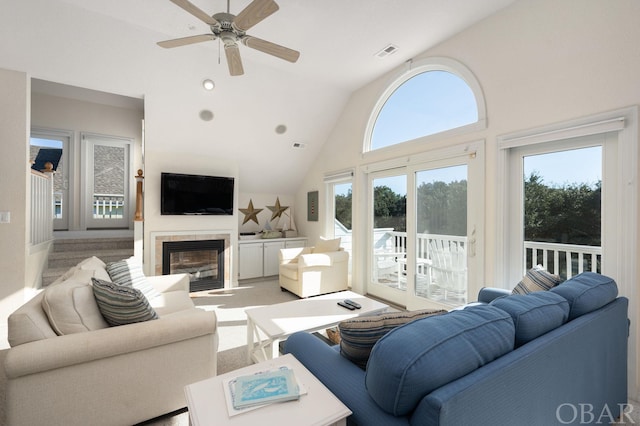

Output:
xmin=7 ymin=292 xmax=57 ymax=347
xmin=512 ymin=266 xmax=563 ymax=295
xmin=280 ymin=263 xmax=298 ymax=280
xmin=92 ymin=278 xmax=159 ymax=326
xmin=50 ymin=256 xmax=110 ymax=286
xmin=490 ymin=291 xmax=569 ymax=347
xmin=313 ymin=237 xmax=341 ymax=253
xmin=106 ymin=257 xmax=160 ymax=300
xmin=42 ymin=269 xmax=109 ymax=335
xmin=550 ymin=272 xmax=618 ymax=320
xmin=150 ymin=291 xmax=195 ymax=316
xmin=365 ymin=305 xmax=515 ymax=416
xmin=339 ymin=309 xmax=447 ymax=369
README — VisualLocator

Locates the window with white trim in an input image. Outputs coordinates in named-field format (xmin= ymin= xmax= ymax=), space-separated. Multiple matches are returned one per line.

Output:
xmin=365 ymin=57 xmax=486 ymax=153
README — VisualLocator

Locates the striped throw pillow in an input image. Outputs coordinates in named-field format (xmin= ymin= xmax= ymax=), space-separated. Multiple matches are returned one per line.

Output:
xmin=91 ymin=278 xmax=158 ymax=326
xmin=339 ymin=309 xmax=447 ymax=369
xmin=106 ymin=257 xmax=160 ymax=300
xmin=512 ymin=266 xmax=563 ymax=295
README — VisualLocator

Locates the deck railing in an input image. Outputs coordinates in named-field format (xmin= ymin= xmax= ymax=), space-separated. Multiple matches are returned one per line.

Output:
xmin=524 ymin=240 xmax=601 ymax=279
xmin=93 ymin=194 xmax=125 ymax=219
xmin=374 ymin=231 xmax=601 ymax=282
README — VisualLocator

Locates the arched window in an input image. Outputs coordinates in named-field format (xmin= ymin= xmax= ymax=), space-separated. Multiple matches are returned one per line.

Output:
xmin=365 ymin=57 xmax=485 ymax=152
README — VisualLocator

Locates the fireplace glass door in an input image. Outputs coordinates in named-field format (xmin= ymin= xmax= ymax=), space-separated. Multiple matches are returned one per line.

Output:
xmin=163 ymin=240 xmax=224 ymax=291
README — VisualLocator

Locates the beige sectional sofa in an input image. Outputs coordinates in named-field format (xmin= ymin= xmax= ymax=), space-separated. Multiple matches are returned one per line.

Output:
xmin=5 ymin=256 xmax=218 ymax=426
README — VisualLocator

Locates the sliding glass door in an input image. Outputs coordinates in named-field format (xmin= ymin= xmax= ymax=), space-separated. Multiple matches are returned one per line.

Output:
xmin=413 ymin=165 xmax=468 ymax=306
xmin=368 ymin=171 xmax=407 ymax=304
xmin=367 ymin=146 xmax=483 ymax=309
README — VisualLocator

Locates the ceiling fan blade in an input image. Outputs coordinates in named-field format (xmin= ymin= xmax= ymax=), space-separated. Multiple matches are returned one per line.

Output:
xmin=233 ymin=0 xmax=279 ymax=32
xmin=224 ymin=44 xmax=244 ymax=76
xmin=157 ymin=34 xmax=215 ymax=48
xmin=169 ymin=0 xmax=219 ymax=26
xmin=241 ymin=36 xmax=300 ymax=63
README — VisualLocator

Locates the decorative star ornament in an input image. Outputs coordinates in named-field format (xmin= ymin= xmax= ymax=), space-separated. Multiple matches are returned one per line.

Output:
xmin=266 ymin=197 xmax=289 ymax=221
xmin=239 ymin=199 xmax=263 ymax=225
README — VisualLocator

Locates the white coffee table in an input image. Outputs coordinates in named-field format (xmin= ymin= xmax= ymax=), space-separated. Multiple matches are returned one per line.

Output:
xmin=185 ymin=353 xmax=351 ymax=426
xmin=245 ymin=290 xmax=389 ymax=363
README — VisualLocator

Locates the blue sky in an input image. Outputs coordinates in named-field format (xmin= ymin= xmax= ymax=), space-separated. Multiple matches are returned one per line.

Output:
xmin=31 ymin=137 xmax=63 ymax=148
xmin=524 ymin=146 xmax=601 ymax=187
xmin=371 ymin=71 xmax=477 ymax=150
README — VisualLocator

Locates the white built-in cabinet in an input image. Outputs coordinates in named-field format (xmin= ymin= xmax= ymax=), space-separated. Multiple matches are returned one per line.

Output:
xmin=238 ymin=237 xmax=307 ymax=280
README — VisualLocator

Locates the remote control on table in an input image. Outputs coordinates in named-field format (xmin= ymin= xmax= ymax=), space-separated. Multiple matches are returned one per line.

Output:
xmin=337 ymin=301 xmax=356 ymax=310
xmin=344 ymin=299 xmax=361 ymax=309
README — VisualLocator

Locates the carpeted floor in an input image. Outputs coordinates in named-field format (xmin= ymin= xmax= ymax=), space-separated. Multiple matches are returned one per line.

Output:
xmin=139 ymin=277 xmax=298 ymax=425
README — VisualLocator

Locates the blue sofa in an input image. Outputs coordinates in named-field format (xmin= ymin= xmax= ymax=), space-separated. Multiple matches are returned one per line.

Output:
xmin=285 ymin=272 xmax=629 ymax=425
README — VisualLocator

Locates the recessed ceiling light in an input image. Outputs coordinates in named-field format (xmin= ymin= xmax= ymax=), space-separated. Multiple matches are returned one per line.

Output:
xmin=202 ymin=79 xmax=215 ymax=90
xmin=275 ymin=124 xmax=287 ymax=134
xmin=199 ymin=110 xmax=214 ymax=121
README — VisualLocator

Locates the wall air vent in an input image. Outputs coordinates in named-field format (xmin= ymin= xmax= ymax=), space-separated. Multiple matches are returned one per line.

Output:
xmin=375 ymin=44 xmax=399 ymax=58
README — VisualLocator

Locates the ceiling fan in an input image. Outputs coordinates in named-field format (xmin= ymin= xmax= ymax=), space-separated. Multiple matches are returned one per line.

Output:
xmin=158 ymin=0 xmax=300 ymax=76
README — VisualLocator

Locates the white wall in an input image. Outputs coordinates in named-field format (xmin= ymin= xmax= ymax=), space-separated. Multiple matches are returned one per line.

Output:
xmin=299 ymin=0 xmax=640 ymax=292
xmin=0 ymin=69 xmax=30 ymax=344
xmin=295 ymin=0 xmax=640 ymax=397
xmin=237 ymin=193 xmax=297 ymax=235
xmin=140 ymin=112 xmax=240 ymax=282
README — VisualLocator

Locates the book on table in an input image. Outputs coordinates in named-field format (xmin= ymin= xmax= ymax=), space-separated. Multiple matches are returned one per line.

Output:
xmin=232 ymin=367 xmax=300 ymax=409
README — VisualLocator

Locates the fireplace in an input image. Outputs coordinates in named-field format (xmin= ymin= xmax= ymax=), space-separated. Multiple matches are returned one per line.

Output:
xmin=162 ymin=239 xmax=225 ymax=291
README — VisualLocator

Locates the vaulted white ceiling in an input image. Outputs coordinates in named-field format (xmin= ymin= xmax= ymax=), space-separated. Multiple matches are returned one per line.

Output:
xmin=0 ymin=0 xmax=515 ymax=193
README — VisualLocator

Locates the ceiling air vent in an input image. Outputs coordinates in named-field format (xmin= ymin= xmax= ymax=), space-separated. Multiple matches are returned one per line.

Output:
xmin=292 ymin=142 xmax=306 ymax=149
xmin=375 ymin=44 xmax=399 ymax=59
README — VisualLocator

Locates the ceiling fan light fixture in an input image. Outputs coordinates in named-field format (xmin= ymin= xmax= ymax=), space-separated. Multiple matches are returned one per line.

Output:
xmin=202 ymin=79 xmax=215 ymax=90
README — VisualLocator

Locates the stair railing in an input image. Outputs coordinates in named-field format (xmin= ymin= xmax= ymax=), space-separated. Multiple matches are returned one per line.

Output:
xmin=30 ymin=162 xmax=54 ymax=246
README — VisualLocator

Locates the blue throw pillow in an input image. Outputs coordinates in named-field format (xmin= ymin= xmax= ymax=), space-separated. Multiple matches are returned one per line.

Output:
xmin=490 ymin=291 xmax=569 ymax=347
xmin=365 ymin=305 xmax=515 ymax=416
xmin=550 ymin=272 xmax=618 ymax=320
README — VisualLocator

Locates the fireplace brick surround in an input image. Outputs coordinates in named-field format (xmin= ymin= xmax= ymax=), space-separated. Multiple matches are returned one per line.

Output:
xmin=152 ymin=231 xmax=231 ymax=290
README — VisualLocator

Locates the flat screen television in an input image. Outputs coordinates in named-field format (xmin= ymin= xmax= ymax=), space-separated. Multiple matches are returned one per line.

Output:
xmin=161 ymin=172 xmax=234 ymax=215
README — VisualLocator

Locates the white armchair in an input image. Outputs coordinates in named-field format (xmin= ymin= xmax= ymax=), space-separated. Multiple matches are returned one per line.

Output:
xmin=278 ymin=246 xmax=349 ymax=298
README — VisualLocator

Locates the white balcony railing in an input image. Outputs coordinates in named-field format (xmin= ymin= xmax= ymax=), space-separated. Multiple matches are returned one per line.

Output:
xmin=524 ymin=240 xmax=601 ymax=279
xmin=93 ymin=194 xmax=125 ymax=219
xmin=372 ymin=230 xmax=602 ymax=303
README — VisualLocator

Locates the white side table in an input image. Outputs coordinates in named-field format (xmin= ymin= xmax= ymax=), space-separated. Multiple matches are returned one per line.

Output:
xmin=185 ymin=353 xmax=351 ymax=426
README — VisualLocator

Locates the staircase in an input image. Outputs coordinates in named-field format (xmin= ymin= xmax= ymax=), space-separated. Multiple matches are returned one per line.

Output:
xmin=42 ymin=237 xmax=134 ymax=286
